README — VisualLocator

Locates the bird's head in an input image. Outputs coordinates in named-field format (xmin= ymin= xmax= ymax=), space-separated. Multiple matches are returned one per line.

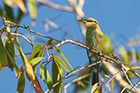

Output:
xmin=79 ymin=18 xmax=98 ymax=29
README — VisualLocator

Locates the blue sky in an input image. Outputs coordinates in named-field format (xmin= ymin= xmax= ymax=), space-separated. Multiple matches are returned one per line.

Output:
xmin=0 ymin=0 xmax=140 ymax=93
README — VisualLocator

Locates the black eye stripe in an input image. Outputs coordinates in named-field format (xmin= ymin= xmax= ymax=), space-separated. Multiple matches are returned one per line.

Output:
xmin=87 ymin=20 xmax=92 ymax=22
xmin=87 ymin=20 xmax=97 ymax=23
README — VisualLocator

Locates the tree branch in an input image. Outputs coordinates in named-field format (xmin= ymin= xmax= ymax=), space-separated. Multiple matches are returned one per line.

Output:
xmin=37 ymin=0 xmax=73 ymax=12
xmin=5 ymin=21 xmax=61 ymax=42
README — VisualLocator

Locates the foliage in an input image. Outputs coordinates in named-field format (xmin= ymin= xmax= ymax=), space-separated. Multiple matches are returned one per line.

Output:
xmin=0 ymin=0 xmax=140 ymax=93
xmin=0 ymin=16 xmax=74 ymax=93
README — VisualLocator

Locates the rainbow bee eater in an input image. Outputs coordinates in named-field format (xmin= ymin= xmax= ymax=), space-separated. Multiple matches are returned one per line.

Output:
xmin=80 ymin=18 xmax=104 ymax=85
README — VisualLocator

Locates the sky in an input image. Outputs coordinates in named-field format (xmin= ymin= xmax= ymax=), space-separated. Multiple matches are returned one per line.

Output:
xmin=0 ymin=0 xmax=140 ymax=93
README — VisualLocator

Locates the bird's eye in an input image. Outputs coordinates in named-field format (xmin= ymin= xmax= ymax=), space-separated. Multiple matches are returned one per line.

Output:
xmin=87 ymin=20 xmax=97 ymax=23
xmin=87 ymin=20 xmax=93 ymax=22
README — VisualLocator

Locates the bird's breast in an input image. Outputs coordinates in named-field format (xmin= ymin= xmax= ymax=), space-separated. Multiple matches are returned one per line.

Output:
xmin=86 ymin=28 xmax=104 ymax=51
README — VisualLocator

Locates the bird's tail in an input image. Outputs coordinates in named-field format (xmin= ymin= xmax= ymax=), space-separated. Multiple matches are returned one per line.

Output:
xmin=91 ymin=70 xmax=99 ymax=86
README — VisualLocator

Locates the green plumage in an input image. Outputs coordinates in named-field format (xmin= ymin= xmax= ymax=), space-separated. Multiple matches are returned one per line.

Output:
xmin=86 ymin=27 xmax=102 ymax=73
xmin=85 ymin=18 xmax=104 ymax=85
xmin=80 ymin=17 xmax=104 ymax=85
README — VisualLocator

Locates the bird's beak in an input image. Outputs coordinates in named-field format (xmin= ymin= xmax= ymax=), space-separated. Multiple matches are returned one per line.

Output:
xmin=78 ymin=19 xmax=86 ymax=23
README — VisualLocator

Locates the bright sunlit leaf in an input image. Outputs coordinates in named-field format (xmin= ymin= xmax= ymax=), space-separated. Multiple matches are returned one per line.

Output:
xmin=111 ymin=77 xmax=114 ymax=93
xmin=30 ymin=57 xmax=45 ymax=66
xmin=17 ymin=0 xmax=26 ymax=13
xmin=119 ymin=45 xmax=130 ymax=66
xmin=0 ymin=64 xmax=3 ymax=71
xmin=4 ymin=0 xmax=13 ymax=7
xmin=91 ymin=82 xmax=98 ymax=93
xmin=28 ymin=43 xmax=44 ymax=61
xmin=6 ymin=22 xmax=11 ymax=32
xmin=28 ymin=0 xmax=36 ymax=25
xmin=15 ymin=37 xmax=35 ymax=81
xmin=53 ymin=55 xmax=69 ymax=73
xmin=40 ymin=64 xmax=45 ymax=82
xmin=53 ymin=46 xmax=74 ymax=73
xmin=104 ymin=35 xmax=113 ymax=53
xmin=44 ymin=67 xmax=53 ymax=91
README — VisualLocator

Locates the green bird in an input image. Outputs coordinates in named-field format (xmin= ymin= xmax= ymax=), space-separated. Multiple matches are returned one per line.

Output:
xmin=81 ymin=17 xmax=104 ymax=85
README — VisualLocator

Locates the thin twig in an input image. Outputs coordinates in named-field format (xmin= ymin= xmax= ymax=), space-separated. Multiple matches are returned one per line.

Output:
xmin=120 ymin=84 xmax=130 ymax=93
xmin=128 ymin=80 xmax=140 ymax=93
xmin=122 ymin=67 xmax=134 ymax=88
xmin=130 ymin=70 xmax=140 ymax=78
xmin=55 ymin=39 xmax=120 ymax=65
xmin=104 ymin=70 xmax=121 ymax=93
xmin=64 ymin=61 xmax=101 ymax=79
xmin=45 ymin=61 xmax=102 ymax=93
xmin=64 ymin=73 xmax=91 ymax=93
xmin=130 ymin=66 xmax=140 ymax=70
xmin=14 ymin=52 xmax=31 ymax=57
xmin=37 ymin=0 xmax=73 ymax=12
xmin=4 ymin=21 xmax=140 ymax=92
xmin=10 ymin=32 xmax=33 ymax=47
xmin=5 ymin=21 xmax=61 ymax=42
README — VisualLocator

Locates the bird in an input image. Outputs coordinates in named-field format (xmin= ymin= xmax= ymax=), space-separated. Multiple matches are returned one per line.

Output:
xmin=80 ymin=17 xmax=104 ymax=85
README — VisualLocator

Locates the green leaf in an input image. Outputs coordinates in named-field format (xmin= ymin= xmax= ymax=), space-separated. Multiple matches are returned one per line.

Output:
xmin=46 ymin=38 xmax=54 ymax=47
xmin=30 ymin=57 xmax=45 ymax=66
xmin=4 ymin=0 xmax=13 ymax=7
xmin=30 ymin=50 xmax=44 ymax=72
xmin=40 ymin=64 xmax=45 ymax=82
xmin=6 ymin=22 xmax=11 ymax=32
xmin=44 ymin=67 xmax=53 ymax=91
xmin=104 ymin=35 xmax=113 ymax=53
xmin=52 ymin=60 xmax=63 ymax=93
xmin=15 ymin=37 xmax=35 ymax=81
xmin=0 ymin=7 xmax=3 ymax=17
xmin=5 ymin=49 xmax=19 ymax=75
xmin=2 ymin=16 xmax=6 ymax=22
xmin=5 ymin=33 xmax=15 ymax=71
xmin=4 ymin=1 xmax=14 ymax=21
xmin=0 ymin=64 xmax=3 ymax=71
xmin=53 ymin=58 xmax=63 ymax=76
xmin=38 ymin=50 xmax=44 ymax=57
xmin=5 ymin=35 xmax=14 ymax=58
xmin=119 ymin=45 xmax=130 ymax=66
xmin=53 ymin=46 xmax=74 ymax=73
xmin=91 ymin=83 xmax=98 ymax=93
xmin=28 ymin=43 xmax=44 ymax=61
xmin=136 ymin=53 xmax=140 ymax=61
xmin=25 ymin=71 xmax=31 ymax=82
xmin=119 ymin=45 xmax=128 ymax=59
xmin=111 ymin=77 xmax=114 ymax=93
xmin=28 ymin=0 xmax=36 ymax=20
xmin=33 ymin=83 xmax=39 ymax=90
xmin=17 ymin=71 xmax=25 ymax=93
xmin=53 ymin=55 xmax=69 ymax=73
xmin=23 ymin=23 xmax=26 ymax=28
xmin=0 ymin=35 xmax=8 ymax=66
xmin=16 ymin=6 xmax=24 ymax=23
